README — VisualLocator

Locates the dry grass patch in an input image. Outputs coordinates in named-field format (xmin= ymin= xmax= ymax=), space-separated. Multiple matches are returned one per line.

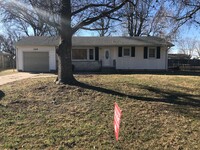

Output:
xmin=0 ymin=74 xmax=200 ymax=149
xmin=0 ymin=69 xmax=17 ymax=76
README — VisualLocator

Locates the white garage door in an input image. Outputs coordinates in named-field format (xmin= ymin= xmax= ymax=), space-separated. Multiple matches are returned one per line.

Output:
xmin=23 ymin=52 xmax=49 ymax=72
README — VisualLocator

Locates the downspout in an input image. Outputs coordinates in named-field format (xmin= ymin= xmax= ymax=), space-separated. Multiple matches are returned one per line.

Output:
xmin=16 ymin=47 xmax=18 ymax=71
xmin=165 ymin=47 xmax=170 ymax=71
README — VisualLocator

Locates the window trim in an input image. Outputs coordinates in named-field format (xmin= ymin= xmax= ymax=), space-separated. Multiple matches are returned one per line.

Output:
xmin=122 ymin=47 xmax=131 ymax=57
xmin=148 ymin=47 xmax=156 ymax=59
xmin=72 ymin=48 xmax=95 ymax=61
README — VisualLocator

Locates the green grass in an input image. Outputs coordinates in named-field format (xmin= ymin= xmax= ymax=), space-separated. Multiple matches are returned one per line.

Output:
xmin=0 ymin=69 xmax=17 ymax=76
xmin=0 ymin=74 xmax=200 ymax=149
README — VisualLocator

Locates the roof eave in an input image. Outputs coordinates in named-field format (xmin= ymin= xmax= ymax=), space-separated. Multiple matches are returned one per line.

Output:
xmin=73 ymin=44 xmax=174 ymax=47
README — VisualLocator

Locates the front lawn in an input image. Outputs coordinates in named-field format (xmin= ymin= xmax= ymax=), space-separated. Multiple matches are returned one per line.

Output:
xmin=0 ymin=74 xmax=200 ymax=149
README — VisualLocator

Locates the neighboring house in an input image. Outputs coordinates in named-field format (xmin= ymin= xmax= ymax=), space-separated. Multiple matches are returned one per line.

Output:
xmin=168 ymin=54 xmax=191 ymax=60
xmin=15 ymin=36 xmax=173 ymax=72
xmin=0 ymin=51 xmax=11 ymax=69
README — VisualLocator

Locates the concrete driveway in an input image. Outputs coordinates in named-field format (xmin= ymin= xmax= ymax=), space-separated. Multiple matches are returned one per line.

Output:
xmin=0 ymin=72 xmax=56 ymax=86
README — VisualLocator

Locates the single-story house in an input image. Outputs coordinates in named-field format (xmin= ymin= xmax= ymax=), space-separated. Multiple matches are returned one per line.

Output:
xmin=0 ymin=51 xmax=11 ymax=69
xmin=15 ymin=36 xmax=173 ymax=72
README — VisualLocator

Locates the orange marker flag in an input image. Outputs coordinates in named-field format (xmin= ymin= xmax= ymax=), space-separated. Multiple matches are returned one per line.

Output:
xmin=114 ymin=102 xmax=122 ymax=141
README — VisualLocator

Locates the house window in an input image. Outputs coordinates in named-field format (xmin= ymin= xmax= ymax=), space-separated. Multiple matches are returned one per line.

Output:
xmin=72 ymin=48 xmax=94 ymax=60
xmin=89 ymin=49 xmax=94 ymax=60
xmin=72 ymin=49 xmax=87 ymax=60
xmin=148 ymin=47 xmax=156 ymax=58
xmin=123 ymin=47 xmax=131 ymax=56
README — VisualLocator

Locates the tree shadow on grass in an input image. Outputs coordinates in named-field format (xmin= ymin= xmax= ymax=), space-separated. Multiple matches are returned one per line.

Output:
xmin=74 ymin=81 xmax=200 ymax=119
xmin=75 ymin=70 xmax=200 ymax=77
xmin=75 ymin=81 xmax=200 ymax=108
xmin=136 ymin=84 xmax=200 ymax=107
xmin=0 ymin=90 xmax=5 ymax=100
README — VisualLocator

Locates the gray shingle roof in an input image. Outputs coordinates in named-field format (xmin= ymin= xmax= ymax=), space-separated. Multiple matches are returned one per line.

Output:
xmin=15 ymin=36 xmax=60 ymax=46
xmin=15 ymin=36 xmax=174 ymax=47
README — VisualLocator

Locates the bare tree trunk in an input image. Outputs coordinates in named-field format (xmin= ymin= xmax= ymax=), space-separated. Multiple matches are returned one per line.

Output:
xmin=55 ymin=0 xmax=77 ymax=85
xmin=56 ymin=33 xmax=76 ymax=84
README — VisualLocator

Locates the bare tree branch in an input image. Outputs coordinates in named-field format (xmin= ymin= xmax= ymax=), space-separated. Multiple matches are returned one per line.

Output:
xmin=72 ymin=3 xmax=114 ymax=16
xmin=72 ymin=0 xmax=129 ymax=34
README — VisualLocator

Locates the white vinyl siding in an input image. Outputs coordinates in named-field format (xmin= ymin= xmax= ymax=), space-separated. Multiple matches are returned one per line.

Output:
xmin=116 ymin=47 xmax=167 ymax=70
xmin=16 ymin=45 xmax=168 ymax=72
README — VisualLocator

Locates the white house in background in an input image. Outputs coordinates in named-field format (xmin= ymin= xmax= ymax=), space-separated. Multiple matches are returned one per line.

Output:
xmin=15 ymin=36 xmax=173 ymax=72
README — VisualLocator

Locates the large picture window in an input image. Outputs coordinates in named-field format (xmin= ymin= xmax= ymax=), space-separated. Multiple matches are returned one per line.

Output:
xmin=72 ymin=49 xmax=87 ymax=60
xmin=72 ymin=48 xmax=94 ymax=60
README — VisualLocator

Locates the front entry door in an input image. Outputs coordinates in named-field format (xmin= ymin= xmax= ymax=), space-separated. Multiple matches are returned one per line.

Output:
xmin=103 ymin=49 xmax=111 ymax=67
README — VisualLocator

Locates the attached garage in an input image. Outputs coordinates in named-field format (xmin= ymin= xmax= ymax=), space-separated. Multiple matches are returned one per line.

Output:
xmin=15 ymin=36 xmax=59 ymax=72
xmin=23 ymin=52 xmax=49 ymax=72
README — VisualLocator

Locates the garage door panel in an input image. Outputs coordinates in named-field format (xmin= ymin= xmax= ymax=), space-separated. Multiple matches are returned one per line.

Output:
xmin=23 ymin=52 xmax=49 ymax=72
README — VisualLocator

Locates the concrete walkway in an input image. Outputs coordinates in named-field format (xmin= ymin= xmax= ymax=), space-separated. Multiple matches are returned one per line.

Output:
xmin=0 ymin=73 xmax=57 ymax=86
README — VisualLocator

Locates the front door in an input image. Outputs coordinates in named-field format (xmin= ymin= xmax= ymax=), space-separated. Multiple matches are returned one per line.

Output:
xmin=103 ymin=49 xmax=111 ymax=67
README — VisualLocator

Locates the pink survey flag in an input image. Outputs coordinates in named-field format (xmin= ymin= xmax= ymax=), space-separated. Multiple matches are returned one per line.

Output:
xmin=114 ymin=102 xmax=122 ymax=141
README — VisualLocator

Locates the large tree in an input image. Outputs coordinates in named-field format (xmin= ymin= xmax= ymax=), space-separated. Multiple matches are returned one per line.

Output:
xmin=177 ymin=37 xmax=200 ymax=59
xmin=122 ymin=0 xmax=172 ymax=37
xmin=0 ymin=30 xmax=20 ymax=68
xmin=0 ymin=33 xmax=18 ymax=57
xmin=89 ymin=17 xmax=117 ymax=37
xmin=0 ymin=0 xmax=59 ymax=36
xmin=122 ymin=0 xmax=200 ymax=39
xmin=178 ymin=38 xmax=196 ymax=58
